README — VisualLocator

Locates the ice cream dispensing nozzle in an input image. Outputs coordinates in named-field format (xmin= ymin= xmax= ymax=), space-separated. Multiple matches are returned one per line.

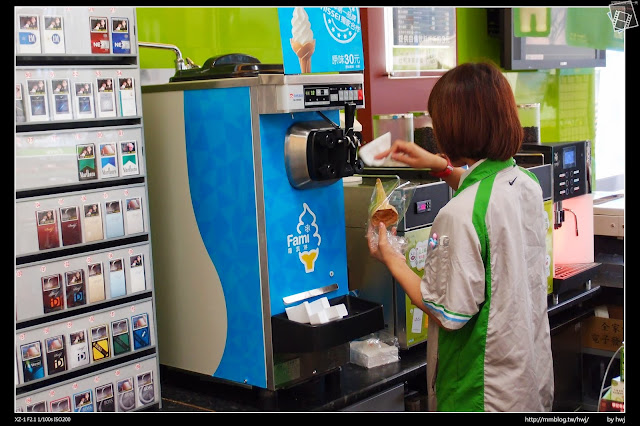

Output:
xmin=284 ymin=102 xmax=364 ymax=190
xmin=341 ymin=102 xmax=364 ymax=176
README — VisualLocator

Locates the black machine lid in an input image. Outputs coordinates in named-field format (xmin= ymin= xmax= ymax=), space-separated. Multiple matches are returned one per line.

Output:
xmin=170 ymin=53 xmax=284 ymax=82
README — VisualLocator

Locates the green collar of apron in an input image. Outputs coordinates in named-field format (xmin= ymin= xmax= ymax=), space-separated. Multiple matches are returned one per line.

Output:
xmin=453 ymin=158 xmax=516 ymax=198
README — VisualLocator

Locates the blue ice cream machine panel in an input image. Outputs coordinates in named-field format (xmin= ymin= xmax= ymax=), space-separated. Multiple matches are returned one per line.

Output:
xmin=182 ymin=87 xmax=349 ymax=388
xmin=260 ymin=111 xmax=349 ymax=316
xmin=184 ymin=86 xmax=266 ymax=387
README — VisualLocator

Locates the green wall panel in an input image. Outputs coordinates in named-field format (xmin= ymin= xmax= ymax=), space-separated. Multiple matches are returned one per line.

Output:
xmin=135 ymin=7 xmax=597 ymax=180
xmin=137 ymin=7 xmax=283 ymax=69
xmin=456 ymin=8 xmax=596 ymax=180
xmin=456 ymin=8 xmax=501 ymax=66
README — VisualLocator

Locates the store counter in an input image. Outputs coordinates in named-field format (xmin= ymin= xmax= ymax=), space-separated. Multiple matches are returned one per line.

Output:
xmin=593 ymin=190 xmax=624 ymax=238
xmin=156 ymin=343 xmax=427 ymax=412
xmin=592 ymin=191 xmax=624 ymax=291
xmin=155 ymin=283 xmax=604 ymax=413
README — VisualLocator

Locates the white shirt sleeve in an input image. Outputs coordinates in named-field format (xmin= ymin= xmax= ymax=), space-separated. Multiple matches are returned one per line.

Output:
xmin=420 ymin=204 xmax=486 ymax=330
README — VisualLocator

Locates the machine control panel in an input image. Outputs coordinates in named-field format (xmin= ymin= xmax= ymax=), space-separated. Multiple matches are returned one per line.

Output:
xmin=416 ymin=199 xmax=432 ymax=214
xmin=551 ymin=142 xmax=587 ymax=200
xmin=303 ymin=84 xmax=364 ymax=108
xmin=519 ymin=141 xmax=589 ymax=201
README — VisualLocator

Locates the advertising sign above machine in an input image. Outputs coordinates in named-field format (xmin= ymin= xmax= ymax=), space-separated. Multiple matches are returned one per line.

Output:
xmin=277 ymin=7 xmax=364 ymax=75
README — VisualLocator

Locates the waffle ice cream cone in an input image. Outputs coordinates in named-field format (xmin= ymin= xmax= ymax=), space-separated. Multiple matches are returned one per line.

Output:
xmin=371 ymin=178 xmax=398 ymax=228
xmin=290 ymin=39 xmax=315 ymax=73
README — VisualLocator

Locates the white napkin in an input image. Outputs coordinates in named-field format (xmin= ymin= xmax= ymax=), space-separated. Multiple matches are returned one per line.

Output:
xmin=358 ymin=132 xmax=408 ymax=167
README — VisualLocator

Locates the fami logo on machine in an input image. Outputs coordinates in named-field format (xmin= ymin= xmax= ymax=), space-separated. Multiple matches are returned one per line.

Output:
xmin=287 ymin=203 xmax=321 ymax=273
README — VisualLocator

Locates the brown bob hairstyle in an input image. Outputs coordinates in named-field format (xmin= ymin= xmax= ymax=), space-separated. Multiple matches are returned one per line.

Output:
xmin=427 ymin=61 xmax=523 ymax=162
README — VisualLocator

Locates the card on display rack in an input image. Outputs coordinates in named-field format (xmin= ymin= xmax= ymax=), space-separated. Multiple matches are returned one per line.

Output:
xmin=120 ymin=140 xmax=139 ymax=176
xmin=111 ymin=17 xmax=131 ymax=54
xmin=129 ymin=254 xmax=146 ymax=293
xmin=21 ymin=340 xmax=45 ymax=382
xmin=118 ymin=77 xmax=137 ymax=116
xmin=18 ymin=15 xmax=42 ymax=54
xmin=95 ymin=383 xmax=116 ymax=412
xmin=90 ymin=16 xmax=110 ymax=54
xmin=16 ymin=83 xmax=26 ymax=123
xmin=105 ymin=200 xmax=125 ymax=239
xmin=132 ymin=313 xmax=151 ymax=350
xmin=137 ymin=370 xmax=155 ymax=406
xmin=109 ymin=258 xmax=126 ymax=298
xmin=50 ymin=78 xmax=72 ymax=121
xmin=65 ymin=269 xmax=87 ymax=308
xmin=73 ymin=389 xmax=94 ymax=412
xmin=66 ymin=329 xmax=90 ymax=370
xmin=96 ymin=77 xmax=116 ymax=117
xmin=60 ymin=206 xmax=82 ymax=246
xmin=50 ymin=396 xmax=71 ymax=413
xmin=41 ymin=273 xmax=64 ymax=313
xmin=90 ymin=324 xmax=110 ymax=362
xmin=77 ymin=143 xmax=97 ymax=181
xmin=83 ymin=202 xmax=104 ymax=242
xmin=45 ymin=334 xmax=67 ymax=375
xmin=43 ymin=15 xmax=65 ymax=54
xmin=117 ymin=377 xmax=136 ymax=412
xmin=125 ymin=197 xmax=144 ymax=234
xmin=73 ymin=82 xmax=95 ymax=119
xmin=87 ymin=262 xmax=106 ymax=303
xmin=26 ymin=401 xmax=47 ymax=412
xmin=111 ymin=318 xmax=131 ymax=356
xmin=99 ymin=142 xmax=119 ymax=179
xmin=36 ymin=209 xmax=60 ymax=250
xmin=26 ymin=79 xmax=49 ymax=122
xmin=96 ymin=383 xmax=116 ymax=413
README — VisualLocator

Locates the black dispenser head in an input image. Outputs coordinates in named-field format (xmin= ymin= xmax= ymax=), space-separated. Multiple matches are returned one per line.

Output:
xmin=284 ymin=103 xmax=363 ymax=190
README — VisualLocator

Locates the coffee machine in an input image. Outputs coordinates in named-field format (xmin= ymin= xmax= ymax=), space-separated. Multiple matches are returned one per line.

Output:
xmin=343 ymin=172 xmax=450 ymax=349
xmin=140 ymin=58 xmax=383 ymax=391
xmin=517 ymin=141 xmax=600 ymax=303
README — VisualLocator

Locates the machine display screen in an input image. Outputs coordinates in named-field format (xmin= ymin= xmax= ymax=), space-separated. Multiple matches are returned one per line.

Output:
xmin=563 ymin=146 xmax=576 ymax=169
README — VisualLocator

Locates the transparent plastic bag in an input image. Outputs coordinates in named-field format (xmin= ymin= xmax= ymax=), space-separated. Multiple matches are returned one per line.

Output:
xmin=366 ymin=177 xmax=415 ymax=255
xmin=349 ymin=332 xmax=400 ymax=368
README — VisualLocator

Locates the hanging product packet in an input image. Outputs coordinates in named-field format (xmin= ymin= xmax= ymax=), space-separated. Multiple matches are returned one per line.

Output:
xmin=366 ymin=177 xmax=415 ymax=254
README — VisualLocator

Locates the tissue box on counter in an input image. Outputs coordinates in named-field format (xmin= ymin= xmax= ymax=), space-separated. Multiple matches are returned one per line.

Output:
xmin=349 ymin=333 xmax=399 ymax=369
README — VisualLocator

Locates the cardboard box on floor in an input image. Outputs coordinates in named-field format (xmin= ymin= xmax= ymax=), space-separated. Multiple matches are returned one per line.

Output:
xmin=581 ymin=305 xmax=624 ymax=352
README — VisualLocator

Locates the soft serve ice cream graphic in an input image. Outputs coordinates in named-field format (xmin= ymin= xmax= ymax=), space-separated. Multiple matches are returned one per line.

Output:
xmin=287 ymin=203 xmax=321 ymax=273
xmin=290 ymin=7 xmax=315 ymax=73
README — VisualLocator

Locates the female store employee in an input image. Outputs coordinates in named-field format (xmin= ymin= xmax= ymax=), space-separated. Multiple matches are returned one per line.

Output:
xmin=367 ymin=61 xmax=554 ymax=412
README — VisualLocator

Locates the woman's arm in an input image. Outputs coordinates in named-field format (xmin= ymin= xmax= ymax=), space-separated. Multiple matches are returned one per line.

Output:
xmin=367 ymin=223 xmax=445 ymax=328
xmin=373 ymin=140 xmax=463 ymax=191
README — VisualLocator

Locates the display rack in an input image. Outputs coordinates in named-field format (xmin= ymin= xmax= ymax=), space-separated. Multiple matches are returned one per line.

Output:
xmin=15 ymin=6 xmax=161 ymax=413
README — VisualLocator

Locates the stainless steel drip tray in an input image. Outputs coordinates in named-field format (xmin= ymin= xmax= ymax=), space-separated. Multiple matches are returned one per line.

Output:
xmin=271 ymin=295 xmax=384 ymax=354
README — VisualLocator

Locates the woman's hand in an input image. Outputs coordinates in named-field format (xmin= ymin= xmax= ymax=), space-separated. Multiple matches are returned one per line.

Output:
xmin=375 ymin=140 xmax=449 ymax=171
xmin=367 ymin=222 xmax=405 ymax=266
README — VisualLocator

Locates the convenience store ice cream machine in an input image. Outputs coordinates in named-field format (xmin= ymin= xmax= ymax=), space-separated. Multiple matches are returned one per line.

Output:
xmin=141 ymin=63 xmax=383 ymax=391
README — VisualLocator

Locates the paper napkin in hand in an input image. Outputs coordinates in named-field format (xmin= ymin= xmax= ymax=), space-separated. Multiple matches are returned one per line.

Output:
xmin=358 ymin=132 xmax=408 ymax=167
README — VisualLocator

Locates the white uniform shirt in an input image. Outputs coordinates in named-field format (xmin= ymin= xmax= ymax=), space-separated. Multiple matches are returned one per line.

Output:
xmin=422 ymin=158 xmax=554 ymax=412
